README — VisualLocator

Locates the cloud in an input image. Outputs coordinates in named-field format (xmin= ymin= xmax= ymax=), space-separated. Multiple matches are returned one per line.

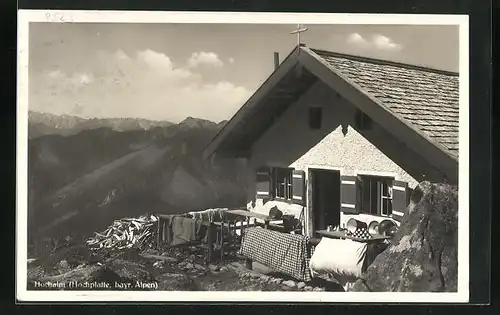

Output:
xmin=78 ymin=73 xmax=93 ymax=85
xmin=346 ymin=33 xmax=402 ymax=51
xmin=347 ymin=33 xmax=369 ymax=46
xmin=31 ymin=49 xmax=251 ymax=123
xmin=47 ymin=69 xmax=64 ymax=79
xmin=372 ymin=34 xmax=402 ymax=51
xmin=187 ymin=52 xmax=224 ymax=68
xmin=46 ymin=69 xmax=94 ymax=86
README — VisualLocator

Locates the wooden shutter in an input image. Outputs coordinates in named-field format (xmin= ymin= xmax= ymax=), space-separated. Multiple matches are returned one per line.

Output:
xmin=341 ymin=175 xmax=358 ymax=214
xmin=255 ymin=167 xmax=271 ymax=203
xmin=292 ymin=170 xmax=306 ymax=205
xmin=392 ymin=180 xmax=408 ymax=223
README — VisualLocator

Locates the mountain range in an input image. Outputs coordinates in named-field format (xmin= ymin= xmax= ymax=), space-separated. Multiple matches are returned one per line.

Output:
xmin=28 ymin=111 xmax=176 ymax=138
xmin=27 ymin=111 xmax=246 ymax=254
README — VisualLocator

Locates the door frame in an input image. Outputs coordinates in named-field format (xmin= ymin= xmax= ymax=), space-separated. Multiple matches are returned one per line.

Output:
xmin=305 ymin=166 xmax=342 ymax=237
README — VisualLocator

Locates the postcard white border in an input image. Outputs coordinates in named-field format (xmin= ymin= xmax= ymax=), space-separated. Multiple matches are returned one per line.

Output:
xmin=16 ymin=10 xmax=470 ymax=303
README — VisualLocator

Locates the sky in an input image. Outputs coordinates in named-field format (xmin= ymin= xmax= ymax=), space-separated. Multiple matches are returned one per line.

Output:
xmin=28 ymin=23 xmax=459 ymax=123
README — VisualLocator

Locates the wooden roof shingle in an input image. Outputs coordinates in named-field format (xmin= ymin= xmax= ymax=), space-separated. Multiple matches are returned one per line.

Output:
xmin=311 ymin=48 xmax=459 ymax=158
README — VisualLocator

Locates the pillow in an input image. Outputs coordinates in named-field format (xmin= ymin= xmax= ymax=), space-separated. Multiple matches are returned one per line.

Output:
xmin=309 ymin=238 xmax=368 ymax=279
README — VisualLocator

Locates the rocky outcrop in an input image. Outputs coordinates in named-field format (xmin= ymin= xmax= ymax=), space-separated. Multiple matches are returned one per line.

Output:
xmin=351 ymin=181 xmax=458 ymax=292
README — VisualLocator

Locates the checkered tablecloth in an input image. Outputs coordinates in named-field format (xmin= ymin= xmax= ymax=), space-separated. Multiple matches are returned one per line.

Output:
xmin=239 ymin=227 xmax=311 ymax=282
xmin=345 ymin=228 xmax=373 ymax=240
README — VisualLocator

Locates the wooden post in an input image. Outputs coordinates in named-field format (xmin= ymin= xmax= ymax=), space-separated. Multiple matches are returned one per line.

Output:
xmin=228 ymin=220 xmax=233 ymax=258
xmin=156 ymin=218 xmax=161 ymax=250
xmin=220 ymin=220 xmax=224 ymax=262
xmin=206 ymin=223 xmax=213 ymax=265
xmin=246 ymin=258 xmax=253 ymax=270
xmin=162 ymin=221 xmax=167 ymax=244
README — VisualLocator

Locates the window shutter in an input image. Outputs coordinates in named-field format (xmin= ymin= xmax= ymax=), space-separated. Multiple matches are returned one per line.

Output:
xmin=255 ymin=167 xmax=271 ymax=203
xmin=292 ymin=169 xmax=306 ymax=205
xmin=392 ymin=180 xmax=408 ymax=223
xmin=341 ymin=175 xmax=358 ymax=214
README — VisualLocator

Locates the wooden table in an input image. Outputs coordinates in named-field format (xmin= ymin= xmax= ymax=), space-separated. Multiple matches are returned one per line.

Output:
xmin=225 ymin=209 xmax=271 ymax=227
xmin=316 ymin=230 xmax=392 ymax=243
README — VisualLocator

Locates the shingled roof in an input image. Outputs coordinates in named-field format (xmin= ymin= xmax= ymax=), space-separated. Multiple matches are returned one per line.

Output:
xmin=311 ymin=48 xmax=459 ymax=158
xmin=203 ymin=45 xmax=460 ymax=182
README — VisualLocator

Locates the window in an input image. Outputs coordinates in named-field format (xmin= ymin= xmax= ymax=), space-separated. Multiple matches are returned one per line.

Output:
xmin=273 ymin=167 xmax=293 ymax=200
xmin=355 ymin=109 xmax=372 ymax=130
xmin=358 ymin=175 xmax=393 ymax=216
xmin=309 ymin=107 xmax=322 ymax=130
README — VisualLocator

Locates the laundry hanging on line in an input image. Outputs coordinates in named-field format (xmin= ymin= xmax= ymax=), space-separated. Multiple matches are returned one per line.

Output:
xmin=158 ymin=215 xmax=206 ymax=247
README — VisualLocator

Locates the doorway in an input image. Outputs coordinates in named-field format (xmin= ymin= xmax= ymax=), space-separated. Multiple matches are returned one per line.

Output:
xmin=310 ymin=168 xmax=341 ymax=232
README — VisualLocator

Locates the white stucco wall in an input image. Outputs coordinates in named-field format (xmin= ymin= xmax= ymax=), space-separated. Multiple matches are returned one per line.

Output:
xmin=244 ymin=80 xmax=438 ymax=236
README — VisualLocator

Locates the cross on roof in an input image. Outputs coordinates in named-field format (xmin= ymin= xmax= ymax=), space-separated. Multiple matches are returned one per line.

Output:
xmin=290 ymin=24 xmax=308 ymax=46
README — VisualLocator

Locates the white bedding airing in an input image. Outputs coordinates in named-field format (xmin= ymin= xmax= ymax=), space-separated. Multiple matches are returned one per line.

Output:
xmin=250 ymin=200 xmax=303 ymax=219
xmin=309 ymin=238 xmax=368 ymax=285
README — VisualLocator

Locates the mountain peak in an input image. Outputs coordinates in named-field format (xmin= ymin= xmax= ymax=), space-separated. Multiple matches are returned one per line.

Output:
xmin=179 ymin=117 xmax=217 ymax=129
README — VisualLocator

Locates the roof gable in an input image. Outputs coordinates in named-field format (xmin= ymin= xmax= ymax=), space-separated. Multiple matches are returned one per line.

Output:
xmin=202 ymin=46 xmax=459 ymax=182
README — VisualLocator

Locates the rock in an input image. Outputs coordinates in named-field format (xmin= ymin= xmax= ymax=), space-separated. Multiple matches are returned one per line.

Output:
xmin=157 ymin=273 xmax=198 ymax=291
xmin=107 ymin=259 xmax=154 ymax=282
xmin=153 ymin=260 xmax=164 ymax=268
xmin=56 ymin=260 xmax=71 ymax=274
xmin=31 ymin=245 xmax=96 ymax=274
xmin=144 ymin=248 xmax=159 ymax=255
xmin=297 ymin=282 xmax=306 ymax=289
xmin=219 ymin=266 xmax=229 ymax=272
xmin=304 ymin=285 xmax=313 ymax=291
xmin=194 ymin=264 xmax=206 ymax=271
xmin=352 ymin=182 xmax=458 ymax=292
xmin=58 ymin=259 xmax=69 ymax=268
xmin=282 ymin=280 xmax=296 ymax=287
xmin=273 ymin=278 xmax=283 ymax=284
xmin=313 ymin=287 xmax=325 ymax=292
xmin=185 ymin=263 xmax=195 ymax=270
xmin=250 ymin=273 xmax=261 ymax=279
xmin=208 ymin=264 xmax=220 ymax=272
xmin=260 ymin=275 xmax=270 ymax=282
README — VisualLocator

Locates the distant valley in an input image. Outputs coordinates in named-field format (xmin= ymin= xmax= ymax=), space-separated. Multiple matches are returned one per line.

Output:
xmin=27 ymin=111 xmax=245 ymax=254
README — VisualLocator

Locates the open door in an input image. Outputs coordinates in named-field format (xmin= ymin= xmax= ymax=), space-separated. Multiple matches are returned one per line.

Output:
xmin=311 ymin=169 xmax=341 ymax=232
